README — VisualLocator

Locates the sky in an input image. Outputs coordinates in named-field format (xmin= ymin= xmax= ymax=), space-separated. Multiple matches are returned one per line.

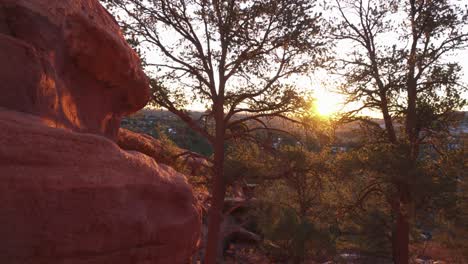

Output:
xmin=135 ymin=1 xmax=468 ymax=118
xmin=310 ymin=49 xmax=468 ymax=117
xmin=143 ymin=42 xmax=468 ymax=117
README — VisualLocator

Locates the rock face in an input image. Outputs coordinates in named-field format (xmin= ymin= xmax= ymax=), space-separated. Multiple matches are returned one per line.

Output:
xmin=0 ymin=0 xmax=201 ymax=263
xmin=118 ymin=128 xmax=211 ymax=176
xmin=0 ymin=0 xmax=149 ymax=139
xmin=117 ymin=128 xmax=167 ymax=161
xmin=0 ymin=110 xmax=201 ymax=264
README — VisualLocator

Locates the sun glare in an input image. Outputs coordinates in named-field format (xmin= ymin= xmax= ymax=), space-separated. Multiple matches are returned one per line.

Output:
xmin=315 ymin=100 xmax=337 ymax=117
xmin=313 ymin=88 xmax=344 ymax=117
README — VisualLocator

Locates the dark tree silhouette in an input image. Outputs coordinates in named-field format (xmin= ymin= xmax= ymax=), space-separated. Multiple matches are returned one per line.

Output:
xmin=329 ymin=0 xmax=467 ymax=263
xmin=102 ymin=0 xmax=325 ymax=262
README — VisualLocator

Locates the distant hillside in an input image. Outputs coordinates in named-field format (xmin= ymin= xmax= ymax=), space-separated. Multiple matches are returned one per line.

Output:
xmin=123 ymin=109 xmax=467 ymax=152
xmin=122 ymin=109 xmax=212 ymax=156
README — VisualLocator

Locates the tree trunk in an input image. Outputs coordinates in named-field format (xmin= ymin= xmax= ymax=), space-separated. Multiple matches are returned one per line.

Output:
xmin=380 ymin=95 xmax=397 ymax=143
xmin=204 ymin=105 xmax=226 ymax=264
xmin=391 ymin=187 xmax=410 ymax=264
xmin=391 ymin=66 xmax=417 ymax=263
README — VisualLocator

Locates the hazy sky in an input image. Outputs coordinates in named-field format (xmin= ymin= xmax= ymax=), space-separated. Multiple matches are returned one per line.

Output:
xmin=136 ymin=2 xmax=468 ymax=116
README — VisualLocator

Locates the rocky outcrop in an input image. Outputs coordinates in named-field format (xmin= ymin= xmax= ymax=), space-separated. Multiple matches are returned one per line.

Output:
xmin=0 ymin=0 xmax=201 ymax=263
xmin=0 ymin=0 xmax=148 ymax=139
xmin=0 ymin=109 xmax=200 ymax=264
xmin=118 ymin=128 xmax=211 ymax=176
xmin=117 ymin=128 xmax=168 ymax=161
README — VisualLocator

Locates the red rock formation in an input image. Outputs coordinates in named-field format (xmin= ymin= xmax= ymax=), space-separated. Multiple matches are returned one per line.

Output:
xmin=118 ymin=128 xmax=211 ymax=176
xmin=0 ymin=109 xmax=200 ymax=264
xmin=0 ymin=0 xmax=149 ymax=139
xmin=0 ymin=0 xmax=201 ymax=263
xmin=117 ymin=128 xmax=167 ymax=160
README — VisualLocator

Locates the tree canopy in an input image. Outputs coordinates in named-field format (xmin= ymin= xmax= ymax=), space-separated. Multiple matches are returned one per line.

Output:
xmin=102 ymin=1 xmax=326 ymax=263
xmin=328 ymin=1 xmax=467 ymax=263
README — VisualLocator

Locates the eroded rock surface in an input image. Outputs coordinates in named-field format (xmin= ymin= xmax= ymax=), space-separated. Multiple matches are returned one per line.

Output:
xmin=0 ymin=0 xmax=201 ymax=263
xmin=118 ymin=128 xmax=211 ymax=176
xmin=0 ymin=109 xmax=200 ymax=264
xmin=0 ymin=0 xmax=149 ymax=139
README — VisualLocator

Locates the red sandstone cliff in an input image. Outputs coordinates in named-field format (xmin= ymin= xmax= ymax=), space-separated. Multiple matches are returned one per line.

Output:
xmin=0 ymin=0 xmax=201 ymax=263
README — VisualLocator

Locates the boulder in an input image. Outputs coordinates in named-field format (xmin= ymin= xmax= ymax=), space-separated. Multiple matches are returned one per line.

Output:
xmin=0 ymin=0 xmax=149 ymax=139
xmin=117 ymin=128 xmax=167 ymax=161
xmin=0 ymin=109 xmax=201 ymax=264
xmin=117 ymin=128 xmax=211 ymax=176
xmin=0 ymin=0 xmax=201 ymax=263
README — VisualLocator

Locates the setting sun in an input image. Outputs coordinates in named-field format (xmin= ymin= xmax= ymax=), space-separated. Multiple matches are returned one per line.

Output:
xmin=312 ymin=87 xmax=344 ymax=117
xmin=315 ymin=98 xmax=338 ymax=117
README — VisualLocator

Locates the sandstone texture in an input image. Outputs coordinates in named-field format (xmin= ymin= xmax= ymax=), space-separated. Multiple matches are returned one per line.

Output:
xmin=118 ymin=128 xmax=211 ymax=176
xmin=117 ymin=128 xmax=167 ymax=161
xmin=0 ymin=0 xmax=149 ymax=139
xmin=0 ymin=0 xmax=201 ymax=263
xmin=0 ymin=110 xmax=200 ymax=264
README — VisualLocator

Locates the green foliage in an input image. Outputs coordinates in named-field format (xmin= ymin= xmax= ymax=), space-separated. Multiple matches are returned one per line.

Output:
xmin=250 ymin=146 xmax=338 ymax=262
xmin=422 ymin=147 xmax=468 ymax=258
xmin=151 ymin=125 xmax=190 ymax=171
xmin=255 ymin=202 xmax=336 ymax=263
xmin=123 ymin=113 xmax=213 ymax=156
xmin=159 ymin=121 xmax=213 ymax=156
xmin=168 ymin=125 xmax=212 ymax=156
xmin=327 ymin=148 xmax=394 ymax=258
xmin=327 ymin=140 xmax=467 ymax=259
xmin=224 ymin=141 xmax=267 ymax=185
